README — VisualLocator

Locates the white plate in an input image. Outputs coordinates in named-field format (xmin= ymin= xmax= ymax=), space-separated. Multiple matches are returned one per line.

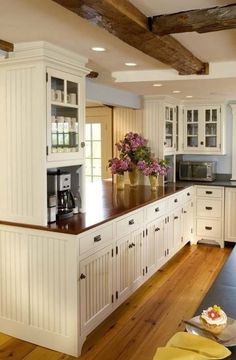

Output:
xmin=186 ymin=316 xmax=236 ymax=347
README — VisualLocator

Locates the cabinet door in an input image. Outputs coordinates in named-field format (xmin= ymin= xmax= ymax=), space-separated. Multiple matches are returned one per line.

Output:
xmin=184 ymin=108 xmax=200 ymax=150
xmin=116 ymin=234 xmax=131 ymax=304
xmin=155 ymin=216 xmax=166 ymax=270
xmin=145 ymin=223 xmax=157 ymax=277
xmin=47 ymin=68 xmax=84 ymax=163
xmin=79 ymin=245 xmax=113 ymax=335
xmin=130 ymin=229 xmax=144 ymax=291
xmin=172 ymin=207 xmax=182 ymax=252
xmin=164 ymin=105 xmax=176 ymax=152
xmin=182 ymin=201 xmax=193 ymax=246
xmin=225 ymin=188 xmax=236 ymax=242
xmin=203 ymin=106 xmax=221 ymax=152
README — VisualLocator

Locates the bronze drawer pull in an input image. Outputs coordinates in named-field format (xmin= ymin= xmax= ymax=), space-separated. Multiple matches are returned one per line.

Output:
xmin=174 ymin=199 xmax=178 ymax=203
xmin=187 ymin=192 xmax=190 ymax=196
xmin=94 ymin=235 xmax=102 ymax=242
xmin=155 ymin=227 xmax=160 ymax=232
xmin=206 ymin=191 xmax=212 ymax=194
xmin=155 ymin=207 xmax=159 ymax=212
xmin=80 ymin=273 xmax=86 ymax=280
xmin=129 ymin=219 xmax=135 ymax=225
xmin=205 ymin=226 xmax=212 ymax=230
xmin=174 ymin=216 xmax=179 ymax=220
xmin=205 ymin=206 xmax=212 ymax=210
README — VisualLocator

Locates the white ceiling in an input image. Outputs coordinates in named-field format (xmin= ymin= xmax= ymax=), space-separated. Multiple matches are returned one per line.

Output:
xmin=1 ymin=0 xmax=236 ymax=101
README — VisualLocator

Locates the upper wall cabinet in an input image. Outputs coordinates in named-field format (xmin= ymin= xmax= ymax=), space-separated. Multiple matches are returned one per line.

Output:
xmin=47 ymin=68 xmax=85 ymax=163
xmin=183 ymin=105 xmax=225 ymax=154
xmin=164 ymin=105 xmax=177 ymax=154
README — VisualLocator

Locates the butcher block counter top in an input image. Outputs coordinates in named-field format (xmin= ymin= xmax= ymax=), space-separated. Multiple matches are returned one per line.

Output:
xmin=0 ymin=181 xmax=189 ymax=235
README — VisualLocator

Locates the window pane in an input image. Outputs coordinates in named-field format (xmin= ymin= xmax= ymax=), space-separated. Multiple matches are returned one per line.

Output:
xmin=92 ymin=141 xmax=101 ymax=158
xmin=92 ymin=123 xmax=101 ymax=140
xmin=86 ymin=159 xmax=92 ymax=175
xmin=85 ymin=124 xmax=91 ymax=140
xmin=93 ymin=159 xmax=102 ymax=176
xmin=85 ymin=141 xmax=91 ymax=158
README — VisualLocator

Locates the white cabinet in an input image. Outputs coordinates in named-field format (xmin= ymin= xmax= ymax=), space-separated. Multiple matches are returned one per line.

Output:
xmin=0 ymin=42 xmax=88 ymax=226
xmin=164 ymin=104 xmax=177 ymax=153
xmin=183 ymin=105 xmax=224 ymax=154
xmin=115 ymin=210 xmax=144 ymax=304
xmin=79 ymin=244 xmax=113 ymax=335
xmin=195 ymin=186 xmax=224 ymax=248
xmin=182 ymin=200 xmax=194 ymax=246
xmin=225 ymin=187 xmax=236 ymax=243
xmin=47 ymin=68 xmax=85 ymax=163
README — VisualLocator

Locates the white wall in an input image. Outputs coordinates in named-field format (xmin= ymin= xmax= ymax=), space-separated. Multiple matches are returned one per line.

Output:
xmin=86 ymin=79 xmax=142 ymax=109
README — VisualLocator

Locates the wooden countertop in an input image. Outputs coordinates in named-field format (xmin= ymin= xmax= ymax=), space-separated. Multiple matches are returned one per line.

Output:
xmin=0 ymin=181 xmax=189 ymax=235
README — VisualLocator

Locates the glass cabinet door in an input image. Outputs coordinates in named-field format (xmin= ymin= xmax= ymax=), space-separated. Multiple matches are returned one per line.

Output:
xmin=47 ymin=69 xmax=83 ymax=162
xmin=164 ymin=106 xmax=175 ymax=150
xmin=186 ymin=109 xmax=199 ymax=148
xmin=204 ymin=108 xmax=219 ymax=149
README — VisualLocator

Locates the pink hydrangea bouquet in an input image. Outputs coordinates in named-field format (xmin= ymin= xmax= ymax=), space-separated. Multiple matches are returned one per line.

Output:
xmin=115 ymin=132 xmax=151 ymax=165
xmin=137 ymin=158 xmax=169 ymax=177
xmin=108 ymin=157 xmax=131 ymax=175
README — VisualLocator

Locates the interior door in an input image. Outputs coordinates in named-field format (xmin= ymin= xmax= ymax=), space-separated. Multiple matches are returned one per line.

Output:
xmin=86 ymin=106 xmax=112 ymax=181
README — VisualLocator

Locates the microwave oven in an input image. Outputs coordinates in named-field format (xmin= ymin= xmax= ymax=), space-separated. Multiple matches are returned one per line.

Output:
xmin=179 ymin=161 xmax=216 ymax=182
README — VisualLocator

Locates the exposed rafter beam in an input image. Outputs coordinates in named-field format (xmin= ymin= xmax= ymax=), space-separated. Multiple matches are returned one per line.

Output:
xmin=52 ymin=0 xmax=208 ymax=75
xmin=0 ymin=39 xmax=14 ymax=52
xmin=151 ymin=4 xmax=236 ymax=35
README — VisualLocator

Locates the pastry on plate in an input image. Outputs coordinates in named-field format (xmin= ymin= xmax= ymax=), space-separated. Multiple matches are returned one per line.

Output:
xmin=200 ymin=305 xmax=227 ymax=334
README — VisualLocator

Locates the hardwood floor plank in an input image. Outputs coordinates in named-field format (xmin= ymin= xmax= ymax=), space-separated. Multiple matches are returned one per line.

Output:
xmin=0 ymin=244 xmax=231 ymax=360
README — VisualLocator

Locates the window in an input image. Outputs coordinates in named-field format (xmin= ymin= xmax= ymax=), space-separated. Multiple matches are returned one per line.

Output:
xmin=85 ymin=123 xmax=102 ymax=182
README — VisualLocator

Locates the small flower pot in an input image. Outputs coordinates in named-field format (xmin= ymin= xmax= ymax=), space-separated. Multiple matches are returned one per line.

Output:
xmin=149 ymin=175 xmax=158 ymax=191
xmin=116 ymin=174 xmax=125 ymax=190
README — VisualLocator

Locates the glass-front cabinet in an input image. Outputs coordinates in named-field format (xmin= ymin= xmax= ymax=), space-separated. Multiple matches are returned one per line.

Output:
xmin=164 ymin=105 xmax=176 ymax=152
xmin=183 ymin=106 xmax=221 ymax=153
xmin=46 ymin=68 xmax=84 ymax=162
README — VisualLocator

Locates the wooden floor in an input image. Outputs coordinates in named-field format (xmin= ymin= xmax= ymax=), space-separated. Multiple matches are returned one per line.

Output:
xmin=0 ymin=244 xmax=231 ymax=360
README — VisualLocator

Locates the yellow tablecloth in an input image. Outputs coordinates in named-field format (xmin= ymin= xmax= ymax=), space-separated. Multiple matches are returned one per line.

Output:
xmin=153 ymin=332 xmax=231 ymax=360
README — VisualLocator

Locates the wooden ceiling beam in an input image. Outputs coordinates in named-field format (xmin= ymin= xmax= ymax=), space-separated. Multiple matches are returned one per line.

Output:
xmin=52 ymin=0 xmax=208 ymax=75
xmin=151 ymin=4 xmax=236 ymax=35
xmin=0 ymin=39 xmax=14 ymax=52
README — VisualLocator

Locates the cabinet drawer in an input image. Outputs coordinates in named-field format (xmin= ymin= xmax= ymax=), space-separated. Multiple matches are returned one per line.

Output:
xmin=116 ymin=210 xmax=143 ymax=238
xmin=79 ymin=223 xmax=113 ymax=255
xmin=196 ymin=199 xmax=222 ymax=218
xmin=196 ymin=219 xmax=222 ymax=239
xmin=146 ymin=200 xmax=166 ymax=221
xmin=196 ymin=186 xmax=223 ymax=198
xmin=168 ymin=193 xmax=183 ymax=208
xmin=182 ymin=187 xmax=194 ymax=202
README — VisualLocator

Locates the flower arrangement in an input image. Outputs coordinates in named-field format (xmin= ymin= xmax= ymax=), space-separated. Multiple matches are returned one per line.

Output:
xmin=115 ymin=132 xmax=151 ymax=166
xmin=137 ymin=158 xmax=169 ymax=177
xmin=108 ymin=157 xmax=131 ymax=175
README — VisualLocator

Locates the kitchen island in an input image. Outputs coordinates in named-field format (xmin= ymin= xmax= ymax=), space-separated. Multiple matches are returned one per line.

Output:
xmin=0 ymin=181 xmax=194 ymax=356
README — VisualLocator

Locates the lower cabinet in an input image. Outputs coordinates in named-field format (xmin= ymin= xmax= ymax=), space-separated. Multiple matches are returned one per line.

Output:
xmin=115 ymin=228 xmax=144 ymax=304
xmin=79 ymin=244 xmax=113 ymax=335
xmin=195 ymin=185 xmax=224 ymax=248
xmin=225 ymin=187 xmax=236 ymax=243
xmin=182 ymin=200 xmax=194 ymax=246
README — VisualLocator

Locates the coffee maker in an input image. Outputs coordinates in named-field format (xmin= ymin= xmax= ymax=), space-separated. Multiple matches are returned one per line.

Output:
xmin=57 ymin=172 xmax=75 ymax=220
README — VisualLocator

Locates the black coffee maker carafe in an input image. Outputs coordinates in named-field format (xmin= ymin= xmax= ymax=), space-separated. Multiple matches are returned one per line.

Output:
xmin=57 ymin=172 xmax=75 ymax=220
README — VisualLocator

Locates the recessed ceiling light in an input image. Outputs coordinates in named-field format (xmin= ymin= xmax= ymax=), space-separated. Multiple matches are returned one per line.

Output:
xmin=186 ymin=95 xmax=193 ymax=98
xmin=125 ymin=62 xmax=137 ymax=66
xmin=153 ymin=83 xmax=163 ymax=87
xmin=91 ymin=47 xmax=106 ymax=52
xmin=173 ymin=90 xmax=181 ymax=93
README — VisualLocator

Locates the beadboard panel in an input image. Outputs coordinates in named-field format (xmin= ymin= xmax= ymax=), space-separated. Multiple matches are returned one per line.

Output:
xmin=28 ymin=234 xmax=70 ymax=336
xmin=0 ymin=65 xmax=46 ymax=225
xmin=143 ymin=101 xmax=160 ymax=158
xmin=0 ymin=229 xmax=28 ymax=323
xmin=113 ymin=107 xmax=143 ymax=157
